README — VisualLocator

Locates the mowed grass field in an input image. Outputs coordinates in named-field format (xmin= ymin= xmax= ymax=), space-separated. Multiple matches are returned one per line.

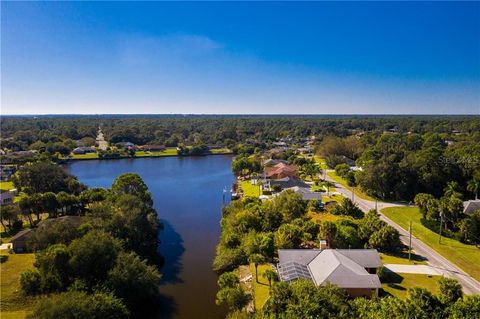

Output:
xmin=250 ymin=264 xmax=274 ymax=310
xmin=382 ymin=206 xmax=480 ymax=282
xmin=0 ymin=252 xmax=37 ymax=319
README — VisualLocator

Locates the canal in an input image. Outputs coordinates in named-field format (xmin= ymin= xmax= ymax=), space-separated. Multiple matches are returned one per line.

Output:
xmin=67 ymin=155 xmax=234 ymax=319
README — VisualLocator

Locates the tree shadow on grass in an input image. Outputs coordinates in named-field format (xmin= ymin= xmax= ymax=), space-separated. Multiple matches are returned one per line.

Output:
xmin=158 ymin=220 xmax=185 ymax=285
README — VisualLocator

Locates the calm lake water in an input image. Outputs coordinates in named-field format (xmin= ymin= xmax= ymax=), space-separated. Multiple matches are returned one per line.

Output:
xmin=67 ymin=156 xmax=234 ymax=319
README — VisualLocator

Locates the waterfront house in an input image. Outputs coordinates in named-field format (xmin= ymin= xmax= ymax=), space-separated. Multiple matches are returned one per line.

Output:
xmin=72 ymin=147 xmax=97 ymax=155
xmin=277 ymin=249 xmax=382 ymax=298
xmin=265 ymin=163 xmax=298 ymax=180
xmin=277 ymin=186 xmax=322 ymax=201
xmin=139 ymin=144 xmax=166 ymax=152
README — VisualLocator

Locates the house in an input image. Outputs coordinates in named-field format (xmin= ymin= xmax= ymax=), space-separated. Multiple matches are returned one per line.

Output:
xmin=263 ymin=159 xmax=289 ymax=167
xmin=0 ymin=165 xmax=16 ymax=181
xmin=340 ymin=156 xmax=356 ymax=167
xmin=463 ymin=200 xmax=480 ymax=216
xmin=272 ymin=141 xmax=288 ymax=147
xmin=116 ymin=142 xmax=137 ymax=150
xmin=279 ymin=186 xmax=322 ymax=201
xmin=265 ymin=163 xmax=298 ymax=180
xmin=10 ymin=229 xmax=34 ymax=253
xmin=264 ymin=177 xmax=310 ymax=191
xmin=0 ymin=190 xmax=14 ymax=206
xmin=72 ymin=147 xmax=97 ymax=155
xmin=296 ymin=147 xmax=313 ymax=154
xmin=277 ymin=249 xmax=382 ymax=298
xmin=139 ymin=144 xmax=166 ymax=152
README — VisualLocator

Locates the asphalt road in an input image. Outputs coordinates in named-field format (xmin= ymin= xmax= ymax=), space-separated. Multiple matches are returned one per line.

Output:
xmin=326 ymin=175 xmax=480 ymax=295
xmin=96 ymin=129 xmax=108 ymax=151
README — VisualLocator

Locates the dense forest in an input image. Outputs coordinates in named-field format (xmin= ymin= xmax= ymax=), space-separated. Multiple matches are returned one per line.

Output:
xmin=1 ymin=115 xmax=479 ymax=151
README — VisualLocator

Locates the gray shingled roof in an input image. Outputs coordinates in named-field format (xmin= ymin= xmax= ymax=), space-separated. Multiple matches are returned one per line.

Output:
xmin=334 ymin=249 xmax=382 ymax=268
xmin=277 ymin=249 xmax=382 ymax=289
xmin=278 ymin=249 xmax=321 ymax=265
xmin=464 ymin=200 xmax=480 ymax=215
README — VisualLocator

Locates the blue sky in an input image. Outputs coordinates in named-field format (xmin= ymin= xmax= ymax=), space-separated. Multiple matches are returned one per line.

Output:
xmin=1 ymin=1 xmax=479 ymax=115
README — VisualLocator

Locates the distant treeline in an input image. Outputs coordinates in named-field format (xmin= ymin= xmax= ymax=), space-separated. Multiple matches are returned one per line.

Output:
xmin=1 ymin=115 xmax=479 ymax=151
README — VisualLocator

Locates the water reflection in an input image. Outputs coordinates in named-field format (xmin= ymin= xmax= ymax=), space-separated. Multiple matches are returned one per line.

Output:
xmin=159 ymin=220 xmax=185 ymax=284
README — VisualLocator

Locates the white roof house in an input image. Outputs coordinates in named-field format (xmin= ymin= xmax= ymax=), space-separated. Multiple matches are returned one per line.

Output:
xmin=463 ymin=200 xmax=480 ymax=215
xmin=277 ymin=249 xmax=382 ymax=297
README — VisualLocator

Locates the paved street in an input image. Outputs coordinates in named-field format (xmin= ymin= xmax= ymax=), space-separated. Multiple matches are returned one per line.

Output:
xmin=325 ymin=174 xmax=480 ymax=295
xmin=96 ymin=128 xmax=108 ymax=151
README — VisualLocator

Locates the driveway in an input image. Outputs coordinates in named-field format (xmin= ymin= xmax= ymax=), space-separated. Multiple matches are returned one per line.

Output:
xmin=384 ymin=264 xmax=447 ymax=276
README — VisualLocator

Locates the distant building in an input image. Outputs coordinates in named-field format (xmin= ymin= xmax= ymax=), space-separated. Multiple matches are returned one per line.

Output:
xmin=72 ymin=147 xmax=97 ymax=155
xmin=139 ymin=145 xmax=166 ymax=152
xmin=116 ymin=142 xmax=137 ymax=150
xmin=263 ymin=159 xmax=289 ymax=167
xmin=0 ymin=190 xmax=14 ymax=206
xmin=463 ymin=200 xmax=480 ymax=216
xmin=0 ymin=165 xmax=16 ymax=181
xmin=277 ymin=249 xmax=382 ymax=298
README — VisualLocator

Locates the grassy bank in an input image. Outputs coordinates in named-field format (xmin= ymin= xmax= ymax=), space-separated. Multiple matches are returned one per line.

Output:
xmin=66 ymin=147 xmax=232 ymax=160
xmin=382 ymin=206 xmax=480 ymax=281
xmin=0 ymin=252 xmax=37 ymax=319
xmin=240 ymin=180 xmax=261 ymax=198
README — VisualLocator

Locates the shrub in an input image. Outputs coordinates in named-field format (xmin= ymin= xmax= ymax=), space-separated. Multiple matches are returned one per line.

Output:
xmin=20 ymin=269 xmax=42 ymax=295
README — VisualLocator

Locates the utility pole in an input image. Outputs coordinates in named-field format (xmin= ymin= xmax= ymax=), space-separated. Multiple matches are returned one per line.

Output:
xmin=408 ymin=220 xmax=412 ymax=261
xmin=438 ymin=211 xmax=443 ymax=244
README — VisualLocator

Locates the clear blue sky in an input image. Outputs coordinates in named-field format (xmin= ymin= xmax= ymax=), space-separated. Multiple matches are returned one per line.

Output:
xmin=2 ymin=1 xmax=479 ymax=115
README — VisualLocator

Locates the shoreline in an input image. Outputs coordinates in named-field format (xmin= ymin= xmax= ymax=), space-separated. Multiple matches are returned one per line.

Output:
xmin=60 ymin=151 xmax=234 ymax=162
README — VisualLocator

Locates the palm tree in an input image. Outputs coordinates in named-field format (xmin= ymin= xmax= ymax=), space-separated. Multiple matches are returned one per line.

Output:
xmin=444 ymin=181 xmax=461 ymax=199
xmin=262 ymin=268 xmax=279 ymax=288
xmin=324 ymin=181 xmax=334 ymax=197
xmin=248 ymin=253 xmax=266 ymax=283
xmin=467 ymin=178 xmax=479 ymax=200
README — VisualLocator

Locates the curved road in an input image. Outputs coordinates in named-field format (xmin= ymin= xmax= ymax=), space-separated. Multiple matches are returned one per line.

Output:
xmin=326 ymin=174 xmax=480 ymax=295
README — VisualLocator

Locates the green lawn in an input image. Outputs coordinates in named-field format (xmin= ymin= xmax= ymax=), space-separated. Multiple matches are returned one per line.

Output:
xmin=240 ymin=180 xmax=261 ymax=198
xmin=250 ymin=264 xmax=274 ymax=310
xmin=135 ymin=148 xmax=178 ymax=157
xmin=69 ymin=152 xmax=99 ymax=159
xmin=382 ymin=206 xmax=480 ymax=282
xmin=381 ymin=272 xmax=441 ymax=299
xmin=313 ymin=156 xmax=328 ymax=169
xmin=323 ymin=194 xmax=344 ymax=204
xmin=327 ymin=171 xmax=375 ymax=201
xmin=0 ymin=181 xmax=15 ymax=191
xmin=0 ymin=252 xmax=37 ymax=318
xmin=379 ymin=250 xmax=427 ymax=265
xmin=210 ymin=148 xmax=233 ymax=154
